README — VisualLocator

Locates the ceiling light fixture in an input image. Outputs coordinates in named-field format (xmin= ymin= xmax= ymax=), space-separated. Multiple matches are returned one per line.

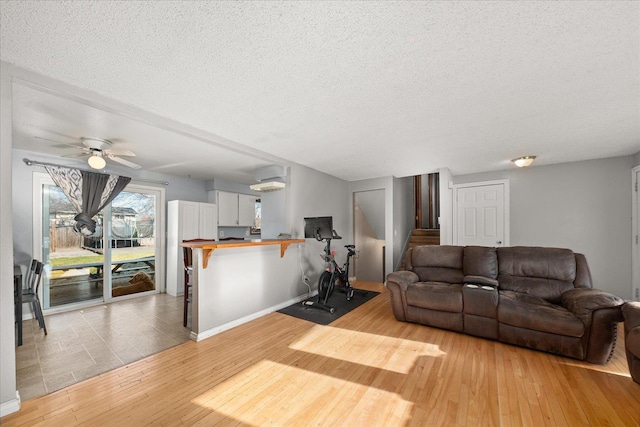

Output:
xmin=512 ymin=156 xmax=536 ymax=167
xmin=87 ymin=151 xmax=106 ymax=169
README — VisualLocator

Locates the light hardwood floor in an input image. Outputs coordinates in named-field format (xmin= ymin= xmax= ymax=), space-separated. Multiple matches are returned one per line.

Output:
xmin=3 ymin=281 xmax=639 ymax=426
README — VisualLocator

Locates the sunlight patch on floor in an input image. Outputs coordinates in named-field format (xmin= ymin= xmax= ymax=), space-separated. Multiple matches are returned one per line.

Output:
xmin=558 ymin=360 xmax=632 ymax=376
xmin=191 ymin=359 xmax=415 ymax=425
xmin=288 ymin=324 xmax=447 ymax=374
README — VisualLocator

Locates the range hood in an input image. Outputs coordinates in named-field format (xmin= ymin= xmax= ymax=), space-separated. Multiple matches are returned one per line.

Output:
xmin=250 ymin=165 xmax=287 ymax=192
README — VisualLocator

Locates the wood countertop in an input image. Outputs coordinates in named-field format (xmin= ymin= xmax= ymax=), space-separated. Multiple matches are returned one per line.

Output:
xmin=181 ymin=239 xmax=305 ymax=269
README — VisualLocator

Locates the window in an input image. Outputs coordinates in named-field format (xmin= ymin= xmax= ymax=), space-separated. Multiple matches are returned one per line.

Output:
xmin=251 ymin=198 xmax=261 ymax=235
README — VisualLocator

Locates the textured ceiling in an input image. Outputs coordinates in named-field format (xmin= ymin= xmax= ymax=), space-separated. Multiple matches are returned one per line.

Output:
xmin=1 ymin=1 xmax=639 ymax=181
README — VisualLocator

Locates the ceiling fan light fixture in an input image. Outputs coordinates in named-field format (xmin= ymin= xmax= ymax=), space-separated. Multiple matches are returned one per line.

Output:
xmin=512 ymin=156 xmax=536 ymax=168
xmin=88 ymin=152 xmax=106 ymax=169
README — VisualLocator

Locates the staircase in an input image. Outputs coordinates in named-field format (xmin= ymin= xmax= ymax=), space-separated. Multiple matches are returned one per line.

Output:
xmin=399 ymin=228 xmax=440 ymax=270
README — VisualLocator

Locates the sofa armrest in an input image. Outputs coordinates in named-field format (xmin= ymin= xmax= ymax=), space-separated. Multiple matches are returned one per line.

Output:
xmin=622 ymin=301 xmax=640 ymax=331
xmin=386 ymin=270 xmax=419 ymax=292
xmin=561 ymin=288 xmax=624 ymax=364
xmin=561 ymin=288 xmax=624 ymax=326
xmin=623 ymin=302 xmax=640 ymax=357
xmin=385 ymin=271 xmax=419 ymax=322
xmin=463 ymin=275 xmax=499 ymax=288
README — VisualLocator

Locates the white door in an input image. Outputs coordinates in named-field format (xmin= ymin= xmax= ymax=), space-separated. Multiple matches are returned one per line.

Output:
xmin=354 ymin=190 xmax=386 ymax=282
xmin=453 ymin=180 xmax=509 ymax=247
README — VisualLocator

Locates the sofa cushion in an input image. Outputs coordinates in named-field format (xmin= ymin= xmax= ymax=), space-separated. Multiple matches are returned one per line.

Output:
xmin=463 ymin=246 xmax=498 ymax=278
xmin=498 ymin=290 xmax=584 ymax=338
xmin=406 ymin=307 xmax=464 ymax=332
xmin=497 ymin=247 xmax=576 ymax=302
xmin=405 ymin=282 xmax=463 ymax=312
xmin=407 ymin=246 xmax=464 ymax=284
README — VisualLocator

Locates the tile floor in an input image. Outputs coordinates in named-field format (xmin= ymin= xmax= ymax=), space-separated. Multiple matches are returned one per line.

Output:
xmin=16 ymin=293 xmax=190 ymax=401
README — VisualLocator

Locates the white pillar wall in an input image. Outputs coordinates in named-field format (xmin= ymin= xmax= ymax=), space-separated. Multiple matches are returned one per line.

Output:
xmin=190 ymin=243 xmax=307 ymax=342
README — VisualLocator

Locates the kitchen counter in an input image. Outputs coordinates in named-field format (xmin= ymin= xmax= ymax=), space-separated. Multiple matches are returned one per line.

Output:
xmin=181 ymin=239 xmax=305 ymax=268
xmin=180 ymin=239 xmax=306 ymax=341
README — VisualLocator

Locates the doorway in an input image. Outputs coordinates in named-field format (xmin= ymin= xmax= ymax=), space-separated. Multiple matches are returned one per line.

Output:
xmin=452 ymin=180 xmax=509 ymax=247
xmin=34 ymin=173 xmax=164 ymax=310
xmin=415 ymin=173 xmax=440 ymax=229
xmin=353 ymin=190 xmax=386 ymax=282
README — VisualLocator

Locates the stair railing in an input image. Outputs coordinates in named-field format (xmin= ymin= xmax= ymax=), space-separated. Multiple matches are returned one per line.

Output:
xmin=395 ymin=229 xmax=415 ymax=272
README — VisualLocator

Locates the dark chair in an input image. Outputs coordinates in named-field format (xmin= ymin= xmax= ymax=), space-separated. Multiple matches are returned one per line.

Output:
xmin=182 ymin=239 xmax=212 ymax=328
xmin=23 ymin=259 xmax=47 ymax=335
xmin=622 ymin=301 xmax=640 ymax=384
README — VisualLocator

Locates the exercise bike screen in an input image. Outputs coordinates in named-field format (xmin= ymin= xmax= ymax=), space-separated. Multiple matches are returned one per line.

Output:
xmin=303 ymin=216 xmax=333 ymax=240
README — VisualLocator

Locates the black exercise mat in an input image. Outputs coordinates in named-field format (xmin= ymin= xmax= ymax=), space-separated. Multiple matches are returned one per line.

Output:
xmin=278 ymin=289 xmax=379 ymax=325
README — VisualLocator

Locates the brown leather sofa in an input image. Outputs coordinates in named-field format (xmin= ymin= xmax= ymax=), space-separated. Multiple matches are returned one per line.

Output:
xmin=386 ymin=245 xmax=624 ymax=364
xmin=622 ymin=302 xmax=640 ymax=383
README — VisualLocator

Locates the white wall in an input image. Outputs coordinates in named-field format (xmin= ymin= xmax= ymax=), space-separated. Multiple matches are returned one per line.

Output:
xmin=205 ymin=177 xmax=256 ymax=195
xmin=438 ymin=168 xmax=453 ymax=245
xmin=0 ymin=61 xmax=19 ymax=415
xmin=393 ymin=176 xmax=414 ymax=271
xmin=288 ymin=164 xmax=350 ymax=286
xmin=261 ymin=184 xmax=287 ymax=239
xmin=355 ymin=190 xmax=385 ymax=240
xmin=450 ymin=155 xmax=635 ymax=299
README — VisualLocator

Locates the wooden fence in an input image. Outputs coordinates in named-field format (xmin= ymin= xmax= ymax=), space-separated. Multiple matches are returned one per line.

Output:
xmin=50 ymin=223 xmax=82 ymax=252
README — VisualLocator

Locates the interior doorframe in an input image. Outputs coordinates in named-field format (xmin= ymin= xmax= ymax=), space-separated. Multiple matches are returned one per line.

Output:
xmin=452 ymin=179 xmax=510 ymax=247
xmin=352 ymin=188 xmax=386 ymax=282
xmin=632 ymin=166 xmax=639 ymax=301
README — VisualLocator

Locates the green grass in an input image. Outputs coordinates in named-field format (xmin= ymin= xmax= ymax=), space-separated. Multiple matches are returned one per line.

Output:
xmin=49 ymin=252 xmax=154 ymax=267
xmin=49 ymin=252 xmax=155 ymax=279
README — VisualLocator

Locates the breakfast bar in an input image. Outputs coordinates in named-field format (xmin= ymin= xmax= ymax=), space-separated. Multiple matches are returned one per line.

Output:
xmin=181 ymin=239 xmax=305 ymax=341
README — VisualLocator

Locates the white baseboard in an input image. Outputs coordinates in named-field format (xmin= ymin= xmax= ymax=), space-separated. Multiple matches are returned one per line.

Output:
xmin=0 ymin=391 xmax=21 ymax=417
xmin=190 ymin=293 xmax=312 ymax=342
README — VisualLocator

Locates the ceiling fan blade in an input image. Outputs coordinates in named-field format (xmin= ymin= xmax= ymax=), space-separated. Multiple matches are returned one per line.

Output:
xmin=104 ymin=149 xmax=136 ymax=157
xmin=107 ymin=155 xmax=142 ymax=169
xmin=61 ymin=152 xmax=90 ymax=159
xmin=51 ymin=143 xmax=86 ymax=150
xmin=34 ymin=136 xmax=81 ymax=148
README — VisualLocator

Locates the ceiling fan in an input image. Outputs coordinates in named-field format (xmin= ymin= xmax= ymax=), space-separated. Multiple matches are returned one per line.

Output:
xmin=37 ymin=136 xmax=141 ymax=170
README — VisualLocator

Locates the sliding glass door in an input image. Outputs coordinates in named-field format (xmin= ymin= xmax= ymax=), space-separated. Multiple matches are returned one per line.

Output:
xmin=42 ymin=181 xmax=106 ymax=308
xmin=35 ymin=173 xmax=164 ymax=310
xmin=108 ymin=186 xmax=159 ymax=299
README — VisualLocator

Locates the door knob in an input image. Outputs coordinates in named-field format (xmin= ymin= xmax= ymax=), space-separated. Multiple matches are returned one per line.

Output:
xmin=496 ymin=241 xmax=502 ymax=245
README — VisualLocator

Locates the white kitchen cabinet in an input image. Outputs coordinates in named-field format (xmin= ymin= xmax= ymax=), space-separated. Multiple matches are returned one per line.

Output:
xmin=217 ymin=191 xmax=239 ymax=227
xmin=166 ymin=200 xmax=217 ymax=296
xmin=217 ymin=191 xmax=257 ymax=227
xmin=238 ymin=194 xmax=257 ymax=227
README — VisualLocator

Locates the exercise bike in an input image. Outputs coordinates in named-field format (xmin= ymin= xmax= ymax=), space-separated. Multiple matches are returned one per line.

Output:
xmin=302 ymin=229 xmax=364 ymax=313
